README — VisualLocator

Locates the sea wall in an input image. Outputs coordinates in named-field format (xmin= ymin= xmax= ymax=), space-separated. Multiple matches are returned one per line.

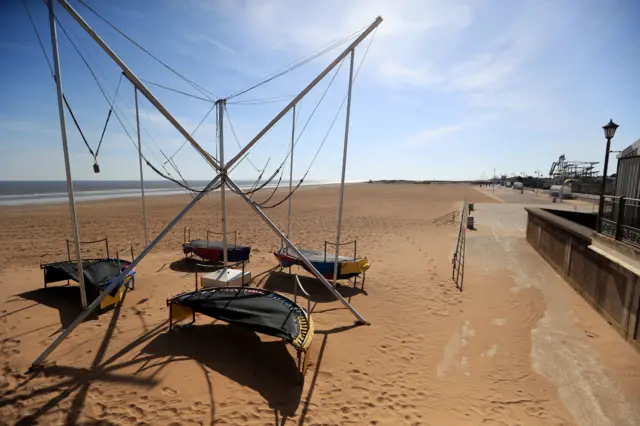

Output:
xmin=526 ymin=207 xmax=640 ymax=352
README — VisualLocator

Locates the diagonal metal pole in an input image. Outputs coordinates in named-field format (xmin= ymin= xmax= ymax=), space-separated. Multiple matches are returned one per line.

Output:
xmin=134 ymin=87 xmax=148 ymax=246
xmin=226 ymin=16 xmax=383 ymax=170
xmin=284 ymin=104 xmax=295 ymax=249
xmin=56 ymin=0 xmax=220 ymax=171
xmin=332 ymin=50 xmax=355 ymax=287
xmin=48 ymin=0 xmax=87 ymax=308
xmin=31 ymin=176 xmax=222 ymax=370
xmin=218 ymin=100 xmax=228 ymax=266
xmin=226 ymin=178 xmax=368 ymax=324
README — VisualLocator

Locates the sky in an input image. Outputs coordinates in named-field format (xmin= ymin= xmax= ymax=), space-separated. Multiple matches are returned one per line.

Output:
xmin=1 ymin=0 xmax=639 ymax=182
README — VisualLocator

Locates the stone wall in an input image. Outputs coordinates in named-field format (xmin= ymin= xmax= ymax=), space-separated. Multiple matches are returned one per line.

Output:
xmin=526 ymin=208 xmax=640 ymax=352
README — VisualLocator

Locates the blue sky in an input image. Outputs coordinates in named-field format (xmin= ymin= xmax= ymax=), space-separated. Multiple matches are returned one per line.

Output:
xmin=1 ymin=0 xmax=639 ymax=182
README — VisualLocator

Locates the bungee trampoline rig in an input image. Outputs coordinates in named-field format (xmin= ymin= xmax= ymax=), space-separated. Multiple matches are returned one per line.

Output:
xmin=28 ymin=0 xmax=382 ymax=372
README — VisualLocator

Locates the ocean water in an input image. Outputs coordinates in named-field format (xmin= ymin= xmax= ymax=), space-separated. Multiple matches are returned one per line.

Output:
xmin=0 ymin=179 xmax=328 ymax=207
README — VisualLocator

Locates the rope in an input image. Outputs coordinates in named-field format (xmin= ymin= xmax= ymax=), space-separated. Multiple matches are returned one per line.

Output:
xmin=76 ymin=0 xmax=219 ymax=101
xmin=225 ymin=22 xmax=371 ymax=100
xmin=95 ymin=72 xmax=124 ymax=159
xmin=22 ymin=0 xmax=53 ymax=74
xmin=164 ymin=102 xmax=217 ymax=165
xmin=57 ymin=13 xmax=216 ymax=190
xmin=145 ymin=159 xmax=220 ymax=194
xmin=224 ymin=104 xmax=260 ymax=172
xmin=256 ymin=167 xmax=285 ymax=207
xmin=55 ymin=11 xmax=206 ymax=193
xmin=254 ymin=29 xmax=378 ymax=210
xmin=23 ymin=0 xmax=96 ymax=159
xmin=140 ymin=78 xmax=215 ymax=103
xmin=227 ymin=95 xmax=295 ymax=105
xmin=231 ymin=55 xmax=346 ymax=192
xmin=49 ymin=10 xmax=177 ymax=180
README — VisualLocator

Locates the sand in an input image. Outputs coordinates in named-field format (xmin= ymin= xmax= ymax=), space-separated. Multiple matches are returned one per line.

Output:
xmin=0 ymin=183 xmax=636 ymax=425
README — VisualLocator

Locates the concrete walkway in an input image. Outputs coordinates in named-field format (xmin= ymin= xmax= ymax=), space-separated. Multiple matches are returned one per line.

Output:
xmin=466 ymin=199 xmax=640 ymax=426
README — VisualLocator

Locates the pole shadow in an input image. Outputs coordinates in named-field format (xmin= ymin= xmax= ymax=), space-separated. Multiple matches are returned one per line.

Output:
xmin=261 ymin=271 xmax=364 ymax=303
xmin=140 ymin=324 xmax=303 ymax=418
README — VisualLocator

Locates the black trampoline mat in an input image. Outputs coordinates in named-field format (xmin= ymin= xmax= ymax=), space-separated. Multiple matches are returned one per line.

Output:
xmin=279 ymin=248 xmax=355 ymax=263
xmin=46 ymin=259 xmax=129 ymax=289
xmin=188 ymin=240 xmax=250 ymax=251
xmin=174 ymin=288 xmax=303 ymax=342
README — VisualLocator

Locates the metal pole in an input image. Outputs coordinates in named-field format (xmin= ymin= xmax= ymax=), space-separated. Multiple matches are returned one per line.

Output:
xmin=55 ymin=0 xmax=220 ymax=171
xmin=285 ymin=105 xmax=296 ymax=249
xmin=597 ymin=137 xmax=612 ymax=231
xmin=332 ymin=50 xmax=355 ymax=287
xmin=226 ymin=16 xmax=383 ymax=170
xmin=31 ymin=175 xmax=221 ymax=369
xmin=492 ymin=168 xmax=495 ymax=195
xmin=218 ymin=101 xmax=228 ymax=266
xmin=226 ymin=178 xmax=368 ymax=324
xmin=134 ymin=88 xmax=148 ymax=246
xmin=48 ymin=0 xmax=87 ymax=308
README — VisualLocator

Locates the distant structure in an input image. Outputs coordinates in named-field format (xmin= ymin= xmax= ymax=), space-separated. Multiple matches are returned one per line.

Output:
xmin=548 ymin=154 xmax=599 ymax=181
xmin=547 ymin=154 xmax=612 ymax=195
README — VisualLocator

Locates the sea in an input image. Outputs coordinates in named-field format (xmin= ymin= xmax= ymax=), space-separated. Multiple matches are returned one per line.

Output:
xmin=0 ymin=179 xmax=336 ymax=207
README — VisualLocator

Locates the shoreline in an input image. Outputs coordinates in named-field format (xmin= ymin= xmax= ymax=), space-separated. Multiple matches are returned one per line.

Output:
xmin=0 ymin=180 xmax=360 ymax=208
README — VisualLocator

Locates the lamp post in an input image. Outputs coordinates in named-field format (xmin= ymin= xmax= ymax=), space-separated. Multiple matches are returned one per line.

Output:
xmin=597 ymin=119 xmax=619 ymax=232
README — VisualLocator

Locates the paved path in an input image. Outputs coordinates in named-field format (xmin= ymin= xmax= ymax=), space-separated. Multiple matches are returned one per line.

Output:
xmin=466 ymin=200 xmax=640 ymax=426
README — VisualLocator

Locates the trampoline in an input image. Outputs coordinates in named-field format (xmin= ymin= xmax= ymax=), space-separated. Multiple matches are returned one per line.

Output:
xmin=39 ymin=238 xmax=136 ymax=312
xmin=274 ymin=240 xmax=369 ymax=286
xmin=167 ymin=286 xmax=314 ymax=376
xmin=183 ymin=228 xmax=251 ymax=263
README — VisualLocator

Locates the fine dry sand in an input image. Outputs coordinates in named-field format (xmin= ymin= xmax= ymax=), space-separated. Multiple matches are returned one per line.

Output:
xmin=0 ymin=183 xmax=631 ymax=425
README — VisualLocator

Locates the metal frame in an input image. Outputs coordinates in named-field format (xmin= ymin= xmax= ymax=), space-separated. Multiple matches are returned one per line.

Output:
xmin=48 ymin=0 xmax=87 ymax=308
xmin=32 ymin=0 xmax=379 ymax=369
xmin=451 ymin=198 xmax=468 ymax=291
xmin=134 ymin=87 xmax=148 ymax=247
xmin=332 ymin=50 xmax=355 ymax=287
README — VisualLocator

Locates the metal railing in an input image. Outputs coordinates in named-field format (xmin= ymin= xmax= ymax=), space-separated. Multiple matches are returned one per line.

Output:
xmin=599 ymin=196 xmax=640 ymax=249
xmin=451 ymin=198 xmax=468 ymax=291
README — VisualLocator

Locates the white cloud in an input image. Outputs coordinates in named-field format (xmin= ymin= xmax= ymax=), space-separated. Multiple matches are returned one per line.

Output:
xmin=191 ymin=0 xmax=564 ymax=115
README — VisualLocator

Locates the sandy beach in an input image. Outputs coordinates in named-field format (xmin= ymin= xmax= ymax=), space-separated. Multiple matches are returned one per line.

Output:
xmin=0 ymin=183 xmax=638 ymax=425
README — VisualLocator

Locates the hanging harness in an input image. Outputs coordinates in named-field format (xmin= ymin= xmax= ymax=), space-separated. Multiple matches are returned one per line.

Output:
xmin=63 ymin=73 xmax=123 ymax=173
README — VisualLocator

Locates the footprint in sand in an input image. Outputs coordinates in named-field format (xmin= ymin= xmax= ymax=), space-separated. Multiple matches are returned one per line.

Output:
xmin=191 ymin=401 xmax=210 ymax=412
xmin=161 ymin=387 xmax=178 ymax=397
xmin=88 ymin=387 xmax=104 ymax=399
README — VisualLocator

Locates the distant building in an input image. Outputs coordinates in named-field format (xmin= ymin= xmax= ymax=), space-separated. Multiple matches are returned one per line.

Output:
xmin=615 ymin=137 xmax=640 ymax=199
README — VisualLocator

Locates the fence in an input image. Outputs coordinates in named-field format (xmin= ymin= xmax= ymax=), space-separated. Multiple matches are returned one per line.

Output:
xmin=451 ymin=198 xmax=468 ymax=291
xmin=600 ymin=196 xmax=640 ymax=249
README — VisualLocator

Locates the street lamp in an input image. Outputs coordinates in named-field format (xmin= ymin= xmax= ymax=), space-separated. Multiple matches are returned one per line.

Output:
xmin=597 ymin=119 xmax=619 ymax=232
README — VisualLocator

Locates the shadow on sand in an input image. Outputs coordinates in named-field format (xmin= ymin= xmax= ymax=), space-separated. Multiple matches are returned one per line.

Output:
xmin=169 ymin=257 xmax=226 ymax=274
xmin=141 ymin=324 xmax=303 ymax=417
xmin=261 ymin=271 xmax=365 ymax=303
xmin=16 ymin=287 xmax=88 ymax=328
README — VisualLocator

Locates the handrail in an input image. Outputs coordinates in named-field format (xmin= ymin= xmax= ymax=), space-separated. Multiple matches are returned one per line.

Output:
xmin=324 ymin=239 xmax=357 ymax=246
xmin=66 ymin=237 xmax=109 ymax=261
xmin=116 ymin=244 xmax=135 ymax=262
xmin=293 ymin=274 xmax=311 ymax=315
xmin=451 ymin=197 xmax=468 ymax=291
xmin=324 ymin=238 xmax=358 ymax=262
